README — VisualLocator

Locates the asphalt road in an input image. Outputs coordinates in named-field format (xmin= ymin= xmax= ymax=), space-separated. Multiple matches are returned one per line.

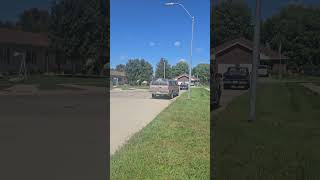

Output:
xmin=0 ymin=93 xmax=107 ymax=180
xmin=110 ymin=89 xmax=179 ymax=155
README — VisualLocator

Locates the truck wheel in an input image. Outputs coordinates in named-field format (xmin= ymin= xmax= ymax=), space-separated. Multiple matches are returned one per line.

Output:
xmin=170 ymin=92 xmax=174 ymax=99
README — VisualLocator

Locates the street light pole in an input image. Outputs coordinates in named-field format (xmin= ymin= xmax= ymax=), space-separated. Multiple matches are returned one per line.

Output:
xmin=164 ymin=60 xmax=166 ymax=79
xmin=249 ymin=0 xmax=261 ymax=122
xmin=189 ymin=16 xmax=194 ymax=98
xmin=165 ymin=2 xmax=194 ymax=99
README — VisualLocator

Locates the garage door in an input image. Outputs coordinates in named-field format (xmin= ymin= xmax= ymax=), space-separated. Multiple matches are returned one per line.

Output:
xmin=218 ymin=64 xmax=252 ymax=74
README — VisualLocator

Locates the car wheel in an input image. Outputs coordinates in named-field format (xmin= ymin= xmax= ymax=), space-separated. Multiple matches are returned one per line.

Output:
xmin=224 ymin=84 xmax=229 ymax=89
xmin=152 ymin=94 xmax=155 ymax=98
xmin=170 ymin=92 xmax=174 ymax=99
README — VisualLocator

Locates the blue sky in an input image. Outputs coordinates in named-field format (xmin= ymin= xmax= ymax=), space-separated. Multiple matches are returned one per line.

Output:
xmin=0 ymin=0 xmax=51 ymax=22
xmin=110 ymin=0 xmax=210 ymax=69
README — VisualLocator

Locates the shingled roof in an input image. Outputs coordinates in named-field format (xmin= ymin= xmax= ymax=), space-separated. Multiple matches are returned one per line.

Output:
xmin=110 ymin=70 xmax=126 ymax=77
xmin=0 ymin=28 xmax=49 ymax=47
xmin=214 ymin=37 xmax=288 ymax=60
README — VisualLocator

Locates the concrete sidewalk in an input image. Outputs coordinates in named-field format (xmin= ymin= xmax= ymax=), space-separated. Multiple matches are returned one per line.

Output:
xmin=301 ymin=83 xmax=320 ymax=94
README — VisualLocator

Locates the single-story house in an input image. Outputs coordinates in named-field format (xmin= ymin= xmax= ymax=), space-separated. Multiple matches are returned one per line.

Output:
xmin=0 ymin=28 xmax=88 ymax=74
xmin=213 ymin=37 xmax=288 ymax=74
xmin=0 ymin=28 xmax=55 ymax=74
xmin=110 ymin=70 xmax=127 ymax=86
xmin=175 ymin=73 xmax=200 ymax=85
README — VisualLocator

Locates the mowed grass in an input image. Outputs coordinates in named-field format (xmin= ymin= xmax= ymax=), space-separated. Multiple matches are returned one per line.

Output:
xmin=0 ymin=79 xmax=14 ymax=90
xmin=214 ymin=83 xmax=320 ymax=179
xmin=111 ymin=88 xmax=210 ymax=179
xmin=0 ymin=75 xmax=107 ymax=90
xmin=271 ymin=75 xmax=320 ymax=83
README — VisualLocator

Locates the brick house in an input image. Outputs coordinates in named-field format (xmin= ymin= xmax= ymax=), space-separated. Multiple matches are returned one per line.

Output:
xmin=174 ymin=73 xmax=200 ymax=85
xmin=0 ymin=28 xmax=89 ymax=74
xmin=0 ymin=28 xmax=56 ymax=74
xmin=214 ymin=37 xmax=288 ymax=74
xmin=110 ymin=70 xmax=127 ymax=86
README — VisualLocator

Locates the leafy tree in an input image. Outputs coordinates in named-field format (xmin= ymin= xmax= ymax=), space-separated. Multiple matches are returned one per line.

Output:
xmin=49 ymin=0 xmax=107 ymax=74
xmin=172 ymin=61 xmax=189 ymax=77
xmin=16 ymin=8 xmax=50 ymax=33
xmin=155 ymin=58 xmax=172 ymax=79
xmin=115 ymin=64 xmax=126 ymax=72
xmin=262 ymin=4 xmax=320 ymax=66
xmin=125 ymin=59 xmax=153 ymax=85
xmin=192 ymin=64 xmax=210 ymax=85
xmin=0 ymin=20 xmax=16 ymax=29
xmin=212 ymin=0 xmax=253 ymax=46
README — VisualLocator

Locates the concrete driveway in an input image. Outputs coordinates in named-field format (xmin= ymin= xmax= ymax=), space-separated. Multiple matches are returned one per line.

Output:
xmin=110 ymin=89 xmax=180 ymax=155
xmin=212 ymin=88 xmax=247 ymax=114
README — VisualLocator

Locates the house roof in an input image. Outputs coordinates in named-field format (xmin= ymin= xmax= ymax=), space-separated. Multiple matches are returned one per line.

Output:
xmin=110 ymin=70 xmax=126 ymax=77
xmin=175 ymin=73 xmax=199 ymax=81
xmin=0 ymin=28 xmax=49 ymax=47
xmin=214 ymin=37 xmax=288 ymax=60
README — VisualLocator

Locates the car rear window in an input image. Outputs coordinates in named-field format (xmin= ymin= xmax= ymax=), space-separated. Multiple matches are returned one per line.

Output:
xmin=258 ymin=66 xmax=267 ymax=69
xmin=151 ymin=79 xmax=168 ymax=86
xmin=228 ymin=67 xmax=248 ymax=73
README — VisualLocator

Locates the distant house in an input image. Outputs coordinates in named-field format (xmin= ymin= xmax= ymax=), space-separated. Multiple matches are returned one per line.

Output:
xmin=0 ymin=28 xmax=55 ymax=74
xmin=214 ymin=37 xmax=288 ymax=74
xmin=0 ymin=28 xmax=89 ymax=74
xmin=175 ymin=73 xmax=200 ymax=85
xmin=110 ymin=70 xmax=127 ymax=86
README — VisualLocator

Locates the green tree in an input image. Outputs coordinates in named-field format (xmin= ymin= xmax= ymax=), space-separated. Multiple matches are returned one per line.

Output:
xmin=49 ymin=0 xmax=107 ymax=74
xmin=212 ymin=0 xmax=253 ymax=46
xmin=192 ymin=64 xmax=210 ymax=85
xmin=262 ymin=4 xmax=320 ymax=66
xmin=125 ymin=59 xmax=153 ymax=85
xmin=16 ymin=8 xmax=50 ymax=33
xmin=155 ymin=58 xmax=172 ymax=79
xmin=172 ymin=61 xmax=189 ymax=77
xmin=115 ymin=64 xmax=126 ymax=72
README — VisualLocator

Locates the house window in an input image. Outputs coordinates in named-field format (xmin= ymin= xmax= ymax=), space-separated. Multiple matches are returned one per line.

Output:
xmin=0 ymin=48 xmax=3 ymax=64
xmin=26 ymin=49 xmax=37 ymax=65
xmin=6 ymin=48 xmax=10 ymax=64
xmin=0 ymin=48 xmax=11 ymax=64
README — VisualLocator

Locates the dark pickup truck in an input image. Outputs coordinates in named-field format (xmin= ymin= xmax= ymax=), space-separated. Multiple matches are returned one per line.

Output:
xmin=223 ymin=67 xmax=250 ymax=89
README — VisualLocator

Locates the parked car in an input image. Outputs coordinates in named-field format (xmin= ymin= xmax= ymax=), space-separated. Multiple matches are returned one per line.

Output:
xmin=180 ymin=82 xmax=188 ymax=90
xmin=223 ymin=66 xmax=250 ymax=89
xmin=150 ymin=78 xmax=179 ymax=99
xmin=258 ymin=65 xmax=269 ymax=77
xmin=212 ymin=73 xmax=222 ymax=108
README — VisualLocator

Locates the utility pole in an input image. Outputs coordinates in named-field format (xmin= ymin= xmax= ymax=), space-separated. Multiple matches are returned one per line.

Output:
xmin=249 ymin=0 xmax=261 ymax=122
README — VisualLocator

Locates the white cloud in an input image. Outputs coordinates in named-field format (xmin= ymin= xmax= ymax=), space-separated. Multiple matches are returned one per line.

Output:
xmin=174 ymin=41 xmax=181 ymax=47
xmin=120 ymin=55 xmax=128 ymax=60
xmin=179 ymin=58 xmax=186 ymax=62
xmin=149 ymin=42 xmax=155 ymax=47
xmin=196 ymin=48 xmax=202 ymax=53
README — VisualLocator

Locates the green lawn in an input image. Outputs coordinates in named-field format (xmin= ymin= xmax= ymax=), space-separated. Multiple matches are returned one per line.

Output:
xmin=111 ymin=88 xmax=210 ymax=179
xmin=0 ymin=80 xmax=14 ymax=90
xmin=0 ymin=75 xmax=107 ymax=90
xmin=271 ymin=75 xmax=320 ymax=82
xmin=213 ymin=83 xmax=320 ymax=179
